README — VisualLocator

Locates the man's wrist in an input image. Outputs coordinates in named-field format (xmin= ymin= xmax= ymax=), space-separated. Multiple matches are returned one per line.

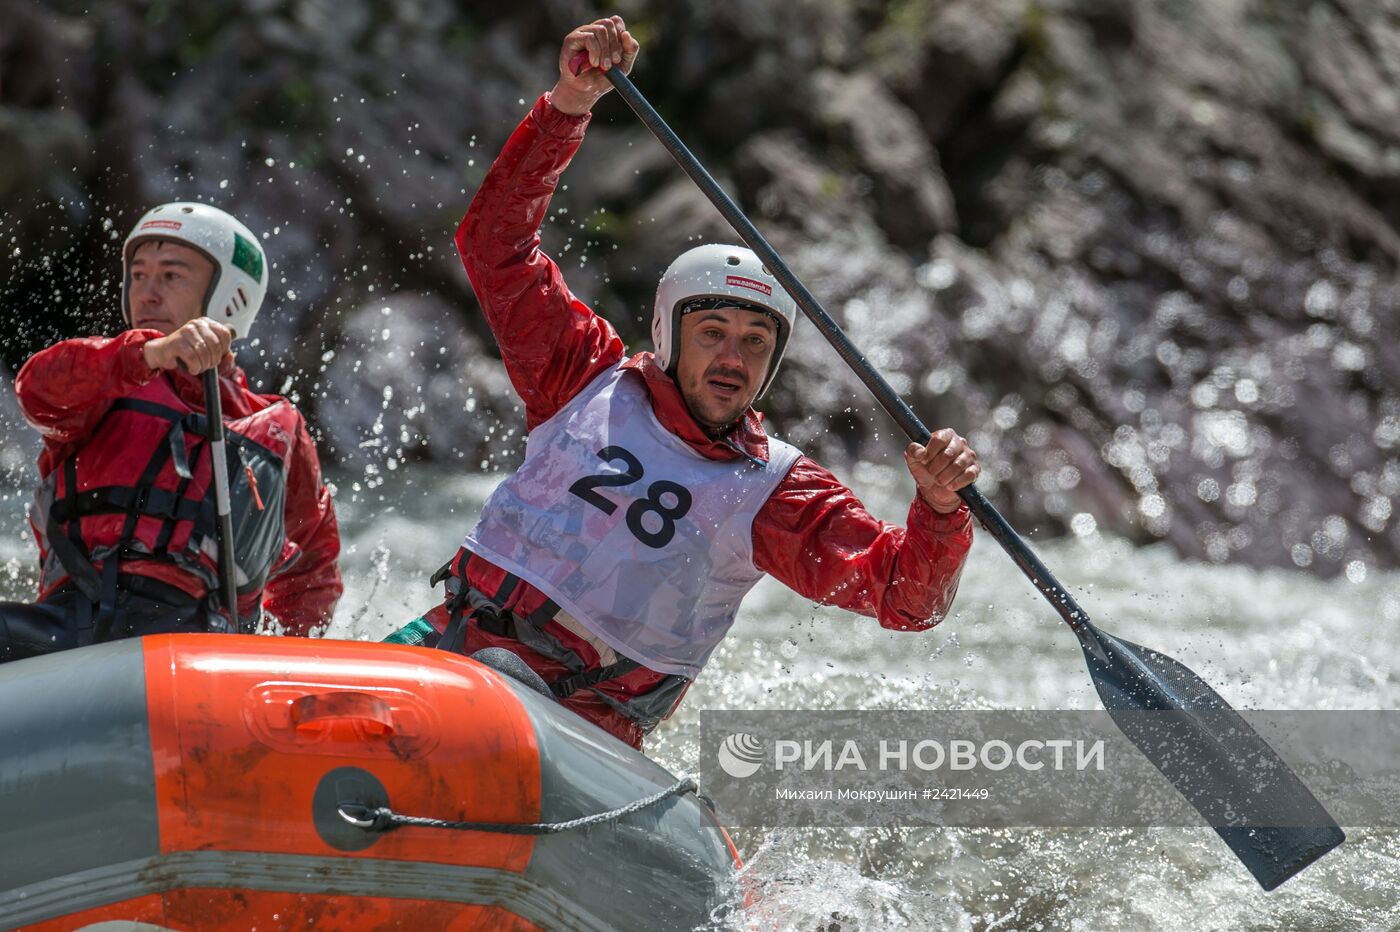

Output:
xmin=546 ymin=82 xmax=601 ymax=117
xmin=914 ymin=493 xmax=969 ymax=522
xmin=921 ymin=491 xmax=964 ymax=514
xmin=129 ymin=330 xmax=164 ymax=377
xmin=141 ymin=338 xmax=163 ymax=371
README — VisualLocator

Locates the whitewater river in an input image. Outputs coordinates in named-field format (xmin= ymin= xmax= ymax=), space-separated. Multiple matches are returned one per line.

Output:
xmin=1 ymin=457 xmax=1395 ymax=930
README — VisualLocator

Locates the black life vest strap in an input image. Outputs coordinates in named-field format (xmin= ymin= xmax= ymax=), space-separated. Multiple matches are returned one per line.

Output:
xmin=94 ymin=552 xmax=123 ymax=643
xmin=429 ymin=559 xmax=455 ymax=588
xmin=112 ymin=417 xmax=179 ymax=551
xmin=97 ymin=420 xmax=183 ymax=632
xmin=153 ymin=416 xmax=213 ymax=556
xmin=436 ymin=602 xmax=469 ymax=655
xmin=110 ymin=396 xmax=286 ymax=466
xmin=523 ymin=593 xmax=561 ymax=628
xmin=152 ymin=475 xmax=197 ymax=555
xmin=48 ymin=456 xmax=102 ymax=603
xmin=51 ymin=486 xmax=209 ymax=525
xmin=110 ymin=397 xmax=187 ymax=421
xmin=438 ymin=570 xmax=519 ymax=656
xmin=547 ymin=658 xmax=642 ymax=699
xmin=62 ymin=456 xmax=85 ymax=554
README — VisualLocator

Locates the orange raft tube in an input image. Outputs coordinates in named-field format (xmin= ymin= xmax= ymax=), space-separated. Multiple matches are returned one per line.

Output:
xmin=0 ymin=635 xmax=740 ymax=930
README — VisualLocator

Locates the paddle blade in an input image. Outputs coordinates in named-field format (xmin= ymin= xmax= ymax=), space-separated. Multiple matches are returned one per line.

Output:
xmin=1076 ymin=623 xmax=1345 ymax=890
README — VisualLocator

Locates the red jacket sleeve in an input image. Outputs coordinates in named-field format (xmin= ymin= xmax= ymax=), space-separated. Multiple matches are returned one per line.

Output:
xmin=261 ymin=413 xmax=343 ymax=636
xmin=753 ymin=456 xmax=974 ymax=630
xmin=15 ymin=331 xmax=162 ymax=465
xmin=456 ymin=93 xmax=625 ymax=429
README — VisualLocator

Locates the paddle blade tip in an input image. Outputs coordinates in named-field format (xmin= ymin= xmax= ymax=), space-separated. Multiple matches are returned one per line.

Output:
xmin=1220 ymin=824 xmax=1346 ymax=891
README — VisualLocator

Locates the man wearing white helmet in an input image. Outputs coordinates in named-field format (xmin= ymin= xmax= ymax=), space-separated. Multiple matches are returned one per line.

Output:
xmin=394 ymin=18 xmax=977 ymax=749
xmin=0 ymin=202 xmax=342 ymax=660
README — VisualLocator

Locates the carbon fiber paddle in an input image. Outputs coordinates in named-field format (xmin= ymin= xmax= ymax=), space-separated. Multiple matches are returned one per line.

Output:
xmin=203 ymin=368 xmax=240 ymax=633
xmin=588 ymin=56 xmax=1345 ymax=889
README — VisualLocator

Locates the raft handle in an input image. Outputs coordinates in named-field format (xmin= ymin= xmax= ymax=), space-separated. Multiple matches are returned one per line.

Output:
xmin=291 ymin=691 xmax=396 ymax=737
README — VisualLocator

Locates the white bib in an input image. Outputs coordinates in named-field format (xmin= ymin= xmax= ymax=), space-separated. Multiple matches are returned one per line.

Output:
xmin=465 ymin=364 xmax=801 ymax=678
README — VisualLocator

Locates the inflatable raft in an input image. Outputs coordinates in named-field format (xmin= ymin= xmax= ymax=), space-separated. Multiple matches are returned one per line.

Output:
xmin=0 ymin=635 xmax=738 ymax=930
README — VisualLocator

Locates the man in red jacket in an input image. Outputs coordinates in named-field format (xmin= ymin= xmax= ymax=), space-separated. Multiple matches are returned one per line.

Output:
xmin=396 ymin=18 xmax=978 ymax=750
xmin=0 ymin=202 xmax=342 ymax=661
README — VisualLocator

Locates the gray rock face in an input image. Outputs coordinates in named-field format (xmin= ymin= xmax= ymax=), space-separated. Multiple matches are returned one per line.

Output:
xmin=0 ymin=0 xmax=1396 ymax=575
xmin=318 ymin=293 xmax=518 ymax=470
xmin=813 ymin=69 xmax=958 ymax=248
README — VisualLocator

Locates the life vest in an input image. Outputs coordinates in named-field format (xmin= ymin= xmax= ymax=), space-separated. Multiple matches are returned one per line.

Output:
xmin=465 ymin=364 xmax=802 ymax=680
xmin=429 ymin=552 xmax=695 ymax=737
xmin=35 ymin=374 xmax=295 ymax=628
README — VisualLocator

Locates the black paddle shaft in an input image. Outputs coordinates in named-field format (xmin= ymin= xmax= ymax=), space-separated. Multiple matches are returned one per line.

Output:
xmin=599 ymin=68 xmax=1090 ymax=636
xmin=202 ymin=368 xmax=240 ymax=632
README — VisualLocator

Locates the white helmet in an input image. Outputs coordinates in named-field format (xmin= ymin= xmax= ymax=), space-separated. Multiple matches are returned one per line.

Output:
xmin=652 ymin=244 xmax=798 ymax=400
xmin=122 ymin=202 xmax=268 ymax=340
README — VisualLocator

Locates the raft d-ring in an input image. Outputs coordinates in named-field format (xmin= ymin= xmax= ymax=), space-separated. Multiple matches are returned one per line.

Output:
xmin=337 ymin=802 xmax=396 ymax=832
xmin=312 ymin=767 xmax=392 ymax=851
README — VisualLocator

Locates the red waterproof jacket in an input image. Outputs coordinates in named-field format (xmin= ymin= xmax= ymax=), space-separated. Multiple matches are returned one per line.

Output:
xmin=433 ymin=94 xmax=973 ymax=748
xmin=15 ymin=332 xmax=342 ymax=635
